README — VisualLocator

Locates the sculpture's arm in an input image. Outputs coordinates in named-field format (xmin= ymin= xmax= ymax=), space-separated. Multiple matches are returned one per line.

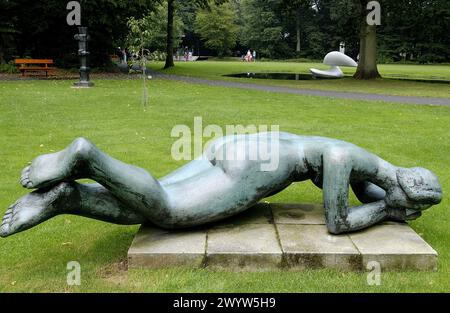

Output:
xmin=351 ymin=181 xmax=386 ymax=203
xmin=349 ymin=154 xmax=422 ymax=222
xmin=345 ymin=200 xmax=388 ymax=231
xmin=323 ymin=150 xmax=388 ymax=234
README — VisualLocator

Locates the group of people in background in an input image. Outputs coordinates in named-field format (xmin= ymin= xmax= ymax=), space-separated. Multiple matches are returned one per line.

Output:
xmin=116 ymin=46 xmax=257 ymax=63
xmin=183 ymin=46 xmax=193 ymax=62
xmin=243 ymin=49 xmax=256 ymax=62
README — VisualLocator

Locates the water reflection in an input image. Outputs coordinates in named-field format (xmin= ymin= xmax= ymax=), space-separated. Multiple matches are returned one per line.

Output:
xmin=223 ymin=72 xmax=450 ymax=84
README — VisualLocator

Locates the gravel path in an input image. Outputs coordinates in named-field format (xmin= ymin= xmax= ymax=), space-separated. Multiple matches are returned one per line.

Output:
xmin=154 ymin=73 xmax=450 ymax=107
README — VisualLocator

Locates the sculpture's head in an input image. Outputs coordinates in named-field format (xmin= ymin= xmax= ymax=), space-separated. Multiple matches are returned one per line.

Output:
xmin=387 ymin=167 xmax=442 ymax=214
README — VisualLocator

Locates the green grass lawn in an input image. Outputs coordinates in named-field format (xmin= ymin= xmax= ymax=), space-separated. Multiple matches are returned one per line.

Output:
xmin=148 ymin=61 xmax=450 ymax=98
xmin=0 ymin=78 xmax=449 ymax=292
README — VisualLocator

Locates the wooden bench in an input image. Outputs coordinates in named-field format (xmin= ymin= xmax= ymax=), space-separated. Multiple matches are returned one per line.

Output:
xmin=14 ymin=59 xmax=55 ymax=77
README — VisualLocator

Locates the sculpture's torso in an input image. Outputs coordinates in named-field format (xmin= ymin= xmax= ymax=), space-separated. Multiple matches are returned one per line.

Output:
xmin=159 ymin=132 xmax=380 ymax=227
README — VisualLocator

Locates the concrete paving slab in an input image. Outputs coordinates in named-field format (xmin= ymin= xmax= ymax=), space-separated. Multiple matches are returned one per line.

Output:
xmin=206 ymin=223 xmax=282 ymax=270
xmin=128 ymin=226 xmax=206 ymax=268
xmin=211 ymin=202 xmax=272 ymax=228
xmin=271 ymin=203 xmax=325 ymax=225
xmin=349 ymin=224 xmax=437 ymax=271
xmin=277 ymin=224 xmax=361 ymax=270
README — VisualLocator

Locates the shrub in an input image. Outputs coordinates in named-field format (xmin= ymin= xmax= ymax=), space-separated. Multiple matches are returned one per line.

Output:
xmin=0 ymin=61 xmax=19 ymax=74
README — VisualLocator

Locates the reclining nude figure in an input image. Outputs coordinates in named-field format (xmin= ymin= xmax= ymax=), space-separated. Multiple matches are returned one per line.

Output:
xmin=0 ymin=132 xmax=442 ymax=238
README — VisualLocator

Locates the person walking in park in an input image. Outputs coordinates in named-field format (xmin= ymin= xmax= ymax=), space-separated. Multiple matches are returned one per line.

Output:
xmin=245 ymin=50 xmax=252 ymax=62
xmin=184 ymin=47 xmax=189 ymax=62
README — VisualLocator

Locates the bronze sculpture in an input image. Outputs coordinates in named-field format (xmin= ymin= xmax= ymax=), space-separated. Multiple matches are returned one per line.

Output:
xmin=1 ymin=132 xmax=442 ymax=238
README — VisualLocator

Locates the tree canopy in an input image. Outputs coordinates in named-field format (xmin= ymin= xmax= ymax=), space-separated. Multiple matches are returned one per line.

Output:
xmin=0 ymin=0 xmax=157 ymax=67
xmin=195 ymin=2 xmax=238 ymax=57
xmin=1 ymin=0 xmax=448 ymax=67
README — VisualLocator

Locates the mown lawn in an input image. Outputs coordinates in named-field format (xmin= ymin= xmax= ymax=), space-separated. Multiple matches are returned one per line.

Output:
xmin=148 ymin=61 xmax=450 ymax=98
xmin=0 ymin=78 xmax=449 ymax=292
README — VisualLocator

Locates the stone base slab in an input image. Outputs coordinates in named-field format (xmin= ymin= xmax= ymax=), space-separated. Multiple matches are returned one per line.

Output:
xmin=128 ymin=203 xmax=437 ymax=271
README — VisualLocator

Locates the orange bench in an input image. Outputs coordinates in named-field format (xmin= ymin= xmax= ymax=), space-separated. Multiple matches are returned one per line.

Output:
xmin=14 ymin=59 xmax=55 ymax=77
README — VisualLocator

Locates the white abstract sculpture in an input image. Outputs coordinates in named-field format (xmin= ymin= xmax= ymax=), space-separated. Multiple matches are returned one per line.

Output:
xmin=310 ymin=51 xmax=357 ymax=78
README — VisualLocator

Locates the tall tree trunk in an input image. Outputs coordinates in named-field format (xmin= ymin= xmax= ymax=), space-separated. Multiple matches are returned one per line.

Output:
xmin=0 ymin=49 xmax=4 ymax=64
xmin=353 ymin=1 xmax=381 ymax=79
xmin=164 ymin=0 xmax=175 ymax=69
xmin=0 ymin=36 xmax=5 ymax=64
xmin=296 ymin=10 xmax=301 ymax=53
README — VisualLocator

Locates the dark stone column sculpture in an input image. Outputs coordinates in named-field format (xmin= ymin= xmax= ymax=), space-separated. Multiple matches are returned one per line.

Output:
xmin=73 ymin=26 xmax=94 ymax=87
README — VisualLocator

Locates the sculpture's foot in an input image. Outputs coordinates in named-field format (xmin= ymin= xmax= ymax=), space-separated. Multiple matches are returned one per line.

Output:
xmin=0 ymin=182 xmax=72 ymax=237
xmin=20 ymin=138 xmax=91 ymax=189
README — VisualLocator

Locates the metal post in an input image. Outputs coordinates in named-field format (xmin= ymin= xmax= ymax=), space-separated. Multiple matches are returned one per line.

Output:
xmin=73 ymin=26 xmax=94 ymax=87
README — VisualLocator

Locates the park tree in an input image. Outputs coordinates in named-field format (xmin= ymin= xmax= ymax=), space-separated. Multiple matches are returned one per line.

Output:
xmin=2 ymin=0 xmax=448 ymax=69
xmin=163 ymin=0 xmax=227 ymax=69
xmin=195 ymin=3 xmax=238 ymax=57
xmin=241 ymin=0 xmax=360 ymax=60
xmin=283 ymin=0 xmax=334 ymax=58
xmin=240 ymin=0 xmax=290 ymax=59
xmin=78 ymin=0 xmax=158 ymax=66
xmin=0 ymin=0 xmax=157 ymax=67
xmin=281 ymin=0 xmax=314 ymax=54
xmin=0 ymin=0 xmax=18 ymax=64
xmin=353 ymin=0 xmax=381 ymax=79
xmin=126 ymin=3 xmax=183 ymax=55
xmin=326 ymin=0 xmax=360 ymax=57
xmin=378 ymin=0 xmax=450 ymax=63
xmin=164 ymin=0 xmax=176 ymax=68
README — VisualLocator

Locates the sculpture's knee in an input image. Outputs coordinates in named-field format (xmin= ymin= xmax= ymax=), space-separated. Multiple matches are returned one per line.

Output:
xmin=71 ymin=137 xmax=94 ymax=160
xmin=326 ymin=222 xmax=346 ymax=235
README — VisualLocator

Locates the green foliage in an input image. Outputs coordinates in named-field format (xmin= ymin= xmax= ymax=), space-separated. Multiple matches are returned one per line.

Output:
xmin=0 ymin=61 xmax=19 ymax=73
xmin=1 ymin=0 xmax=448 ymax=65
xmin=0 ymin=0 xmax=158 ymax=67
xmin=0 ymin=0 xmax=19 ymax=63
xmin=195 ymin=3 xmax=238 ymax=57
xmin=234 ymin=0 xmax=449 ymax=62
xmin=148 ymin=51 xmax=167 ymax=62
xmin=240 ymin=0 xmax=290 ymax=58
xmin=378 ymin=0 xmax=450 ymax=64
xmin=126 ymin=3 xmax=184 ymax=54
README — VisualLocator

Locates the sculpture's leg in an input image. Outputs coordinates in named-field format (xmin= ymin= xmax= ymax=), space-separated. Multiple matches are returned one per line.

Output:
xmin=20 ymin=137 xmax=170 ymax=222
xmin=1 ymin=182 xmax=146 ymax=237
xmin=323 ymin=150 xmax=388 ymax=234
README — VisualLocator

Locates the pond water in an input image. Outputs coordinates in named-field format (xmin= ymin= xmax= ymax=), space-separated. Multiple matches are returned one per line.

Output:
xmin=223 ymin=72 xmax=323 ymax=80
xmin=223 ymin=72 xmax=450 ymax=84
